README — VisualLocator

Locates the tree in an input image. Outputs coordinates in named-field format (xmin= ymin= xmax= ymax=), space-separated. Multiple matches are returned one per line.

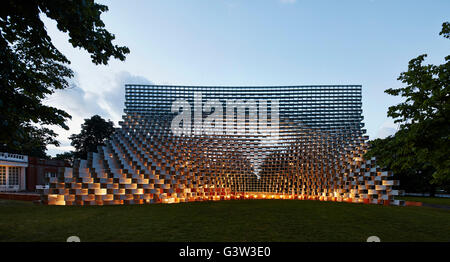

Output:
xmin=53 ymin=151 xmax=75 ymax=166
xmin=0 ymin=124 xmax=59 ymax=159
xmin=0 ymin=1 xmax=129 ymax=155
xmin=70 ymin=115 xmax=115 ymax=159
xmin=365 ymin=22 xmax=450 ymax=195
xmin=366 ymin=130 xmax=437 ymax=194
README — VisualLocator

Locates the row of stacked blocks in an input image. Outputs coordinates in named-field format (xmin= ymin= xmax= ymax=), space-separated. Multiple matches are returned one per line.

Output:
xmin=43 ymin=166 xmax=403 ymax=206
xmin=42 ymin=114 xmax=404 ymax=206
xmin=43 ymin=157 xmax=235 ymax=205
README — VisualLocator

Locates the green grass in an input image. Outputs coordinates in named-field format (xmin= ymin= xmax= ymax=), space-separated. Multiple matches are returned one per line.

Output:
xmin=397 ymin=196 xmax=450 ymax=206
xmin=0 ymin=199 xmax=449 ymax=242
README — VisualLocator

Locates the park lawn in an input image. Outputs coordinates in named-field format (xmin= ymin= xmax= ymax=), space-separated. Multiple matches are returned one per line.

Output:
xmin=397 ymin=196 xmax=450 ymax=206
xmin=0 ymin=199 xmax=449 ymax=242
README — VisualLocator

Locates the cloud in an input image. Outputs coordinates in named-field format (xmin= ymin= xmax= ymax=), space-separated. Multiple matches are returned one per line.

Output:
xmin=45 ymin=71 xmax=153 ymax=156
xmin=100 ymin=71 xmax=153 ymax=123
xmin=375 ymin=120 xmax=398 ymax=139
xmin=46 ymin=73 xmax=110 ymax=118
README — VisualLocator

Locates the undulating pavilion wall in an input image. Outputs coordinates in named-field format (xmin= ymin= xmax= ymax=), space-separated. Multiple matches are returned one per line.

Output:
xmin=42 ymin=85 xmax=403 ymax=205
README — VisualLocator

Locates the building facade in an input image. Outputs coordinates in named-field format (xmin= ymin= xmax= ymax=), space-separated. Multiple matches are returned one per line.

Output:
xmin=0 ymin=152 xmax=28 ymax=192
xmin=0 ymin=152 xmax=70 ymax=193
xmin=43 ymin=85 xmax=402 ymax=205
xmin=26 ymin=157 xmax=71 ymax=191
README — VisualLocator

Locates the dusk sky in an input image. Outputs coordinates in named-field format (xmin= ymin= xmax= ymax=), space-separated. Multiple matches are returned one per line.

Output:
xmin=43 ymin=0 xmax=449 ymax=156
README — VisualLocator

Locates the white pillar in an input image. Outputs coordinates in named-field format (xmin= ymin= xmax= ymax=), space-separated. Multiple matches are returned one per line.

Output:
xmin=20 ymin=167 xmax=26 ymax=191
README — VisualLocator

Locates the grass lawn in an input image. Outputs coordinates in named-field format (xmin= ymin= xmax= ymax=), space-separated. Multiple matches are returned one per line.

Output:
xmin=0 ymin=199 xmax=449 ymax=242
xmin=397 ymin=196 xmax=450 ymax=206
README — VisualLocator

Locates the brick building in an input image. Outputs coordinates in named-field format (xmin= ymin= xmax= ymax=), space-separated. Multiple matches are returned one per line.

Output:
xmin=0 ymin=152 xmax=70 ymax=192
xmin=26 ymin=157 xmax=71 ymax=192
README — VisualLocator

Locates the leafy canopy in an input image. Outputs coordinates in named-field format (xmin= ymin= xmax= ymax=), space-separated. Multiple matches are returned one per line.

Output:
xmin=70 ymin=115 xmax=115 ymax=159
xmin=0 ymin=0 xmax=129 ymax=156
xmin=366 ymin=22 xmax=450 ymax=191
xmin=53 ymin=151 xmax=75 ymax=166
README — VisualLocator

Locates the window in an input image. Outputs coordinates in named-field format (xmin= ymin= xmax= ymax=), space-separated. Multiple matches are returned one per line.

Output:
xmin=0 ymin=166 xmax=6 ymax=185
xmin=8 ymin=166 xmax=20 ymax=186
xmin=45 ymin=172 xmax=58 ymax=179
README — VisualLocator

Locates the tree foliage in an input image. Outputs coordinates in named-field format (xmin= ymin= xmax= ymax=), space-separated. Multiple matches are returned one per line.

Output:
xmin=53 ymin=151 xmax=74 ymax=166
xmin=70 ymin=115 xmax=115 ymax=159
xmin=0 ymin=124 xmax=59 ymax=159
xmin=0 ymin=0 xmax=129 ymax=155
xmin=366 ymin=130 xmax=438 ymax=194
xmin=366 ymin=22 xmax=450 ymax=193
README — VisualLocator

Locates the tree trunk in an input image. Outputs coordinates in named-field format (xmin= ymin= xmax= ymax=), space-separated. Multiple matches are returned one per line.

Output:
xmin=429 ymin=184 xmax=436 ymax=197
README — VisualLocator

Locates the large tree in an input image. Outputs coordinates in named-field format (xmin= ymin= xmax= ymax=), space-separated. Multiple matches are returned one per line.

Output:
xmin=1 ymin=124 xmax=60 ymax=159
xmin=365 ymin=22 xmax=450 ymax=195
xmin=70 ymin=115 xmax=115 ymax=159
xmin=0 ymin=0 xmax=129 ymax=156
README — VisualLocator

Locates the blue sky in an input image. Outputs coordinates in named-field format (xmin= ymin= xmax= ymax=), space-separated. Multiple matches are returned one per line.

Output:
xmin=43 ymin=0 xmax=450 ymax=155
